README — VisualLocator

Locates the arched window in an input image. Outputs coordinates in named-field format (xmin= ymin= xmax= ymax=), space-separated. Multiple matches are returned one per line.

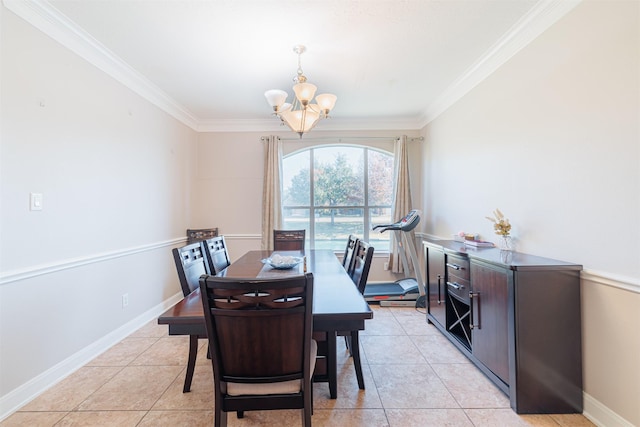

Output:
xmin=282 ymin=145 xmax=394 ymax=250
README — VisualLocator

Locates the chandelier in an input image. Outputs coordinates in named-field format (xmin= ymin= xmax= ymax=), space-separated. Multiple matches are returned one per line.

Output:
xmin=265 ymin=45 xmax=337 ymax=138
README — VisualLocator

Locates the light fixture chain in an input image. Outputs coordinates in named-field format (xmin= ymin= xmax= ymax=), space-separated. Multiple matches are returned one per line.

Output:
xmin=295 ymin=46 xmax=305 ymax=83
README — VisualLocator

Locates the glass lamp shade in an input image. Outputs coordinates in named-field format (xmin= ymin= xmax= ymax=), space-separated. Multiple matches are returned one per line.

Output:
xmin=293 ymin=82 xmax=317 ymax=106
xmin=315 ymin=93 xmax=337 ymax=115
xmin=281 ymin=107 xmax=320 ymax=137
xmin=264 ymin=89 xmax=288 ymax=109
xmin=279 ymin=102 xmax=292 ymax=113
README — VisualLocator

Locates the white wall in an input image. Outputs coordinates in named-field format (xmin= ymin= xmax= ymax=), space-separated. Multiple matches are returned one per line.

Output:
xmin=0 ymin=6 xmax=197 ymax=415
xmin=421 ymin=1 xmax=639 ymax=426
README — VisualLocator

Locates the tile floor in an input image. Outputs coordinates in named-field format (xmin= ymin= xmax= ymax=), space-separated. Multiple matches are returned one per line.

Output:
xmin=1 ymin=305 xmax=595 ymax=427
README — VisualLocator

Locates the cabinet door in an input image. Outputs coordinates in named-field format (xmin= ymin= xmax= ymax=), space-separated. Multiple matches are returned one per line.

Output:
xmin=424 ymin=244 xmax=446 ymax=327
xmin=471 ymin=261 xmax=509 ymax=384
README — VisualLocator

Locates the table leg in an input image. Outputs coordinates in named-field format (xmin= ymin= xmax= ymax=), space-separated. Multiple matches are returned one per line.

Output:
xmin=183 ymin=334 xmax=199 ymax=393
xmin=327 ymin=330 xmax=337 ymax=399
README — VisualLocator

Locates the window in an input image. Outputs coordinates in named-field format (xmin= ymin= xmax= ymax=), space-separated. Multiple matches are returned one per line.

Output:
xmin=282 ymin=145 xmax=394 ymax=250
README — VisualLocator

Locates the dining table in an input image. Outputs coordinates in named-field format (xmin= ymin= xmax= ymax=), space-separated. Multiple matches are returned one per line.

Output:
xmin=157 ymin=249 xmax=373 ymax=399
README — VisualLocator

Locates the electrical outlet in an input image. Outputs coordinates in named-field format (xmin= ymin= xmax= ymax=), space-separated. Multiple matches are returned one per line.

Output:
xmin=383 ymin=262 xmax=389 ymax=270
xmin=122 ymin=293 xmax=129 ymax=308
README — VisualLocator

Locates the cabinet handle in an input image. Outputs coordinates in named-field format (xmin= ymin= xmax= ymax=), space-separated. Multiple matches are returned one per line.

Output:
xmin=446 ymin=263 xmax=462 ymax=270
xmin=437 ymin=274 xmax=442 ymax=304
xmin=446 ymin=281 xmax=465 ymax=290
xmin=469 ymin=291 xmax=480 ymax=329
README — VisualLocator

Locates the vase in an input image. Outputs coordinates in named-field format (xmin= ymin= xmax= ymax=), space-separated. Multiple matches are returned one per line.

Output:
xmin=498 ymin=235 xmax=513 ymax=251
xmin=500 ymin=249 xmax=513 ymax=264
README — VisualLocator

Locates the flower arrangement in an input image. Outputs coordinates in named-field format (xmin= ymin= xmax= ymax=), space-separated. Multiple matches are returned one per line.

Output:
xmin=486 ymin=209 xmax=511 ymax=236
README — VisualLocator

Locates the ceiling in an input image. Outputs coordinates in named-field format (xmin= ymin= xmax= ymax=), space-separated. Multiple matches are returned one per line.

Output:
xmin=16 ymin=0 xmax=576 ymax=131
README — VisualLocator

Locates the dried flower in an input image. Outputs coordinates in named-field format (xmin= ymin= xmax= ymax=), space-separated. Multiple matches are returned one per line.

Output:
xmin=486 ymin=209 xmax=511 ymax=236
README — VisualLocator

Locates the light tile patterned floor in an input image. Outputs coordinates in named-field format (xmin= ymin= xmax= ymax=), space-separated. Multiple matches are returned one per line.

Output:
xmin=1 ymin=305 xmax=595 ymax=426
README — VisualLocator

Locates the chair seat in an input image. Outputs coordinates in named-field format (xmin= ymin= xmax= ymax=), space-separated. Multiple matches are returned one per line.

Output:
xmin=227 ymin=339 xmax=317 ymax=396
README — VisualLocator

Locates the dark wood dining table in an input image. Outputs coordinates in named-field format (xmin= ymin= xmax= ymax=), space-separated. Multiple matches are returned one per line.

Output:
xmin=157 ymin=249 xmax=373 ymax=399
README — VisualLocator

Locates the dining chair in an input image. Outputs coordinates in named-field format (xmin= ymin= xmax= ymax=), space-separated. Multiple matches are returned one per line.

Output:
xmin=342 ymin=234 xmax=359 ymax=275
xmin=340 ymin=239 xmax=374 ymax=390
xmin=338 ymin=235 xmax=360 ymax=349
xmin=273 ymin=229 xmax=306 ymax=251
xmin=350 ymin=239 xmax=375 ymax=295
xmin=186 ymin=227 xmax=218 ymax=244
xmin=203 ymin=235 xmax=231 ymax=274
xmin=199 ymin=273 xmax=316 ymax=427
xmin=172 ymin=242 xmax=211 ymax=393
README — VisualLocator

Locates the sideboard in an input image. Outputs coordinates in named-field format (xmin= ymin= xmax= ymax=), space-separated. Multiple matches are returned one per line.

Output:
xmin=423 ymin=239 xmax=583 ymax=414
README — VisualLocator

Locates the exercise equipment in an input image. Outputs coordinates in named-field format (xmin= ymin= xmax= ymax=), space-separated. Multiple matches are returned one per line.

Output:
xmin=364 ymin=209 xmax=426 ymax=308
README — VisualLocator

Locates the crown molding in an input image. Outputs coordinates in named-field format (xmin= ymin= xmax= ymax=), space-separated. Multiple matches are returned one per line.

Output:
xmin=5 ymin=0 xmax=581 ymax=133
xmin=196 ymin=116 xmax=423 ymax=133
xmin=318 ymin=116 xmax=423 ymax=131
xmin=420 ymin=0 xmax=582 ymax=127
xmin=3 ymin=0 xmax=201 ymax=130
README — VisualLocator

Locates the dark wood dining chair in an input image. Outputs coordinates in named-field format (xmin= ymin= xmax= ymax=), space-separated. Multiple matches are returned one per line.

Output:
xmin=350 ymin=239 xmax=374 ymax=295
xmin=203 ymin=235 xmax=231 ymax=274
xmin=186 ymin=227 xmax=218 ymax=244
xmin=342 ymin=234 xmax=359 ymax=274
xmin=338 ymin=235 xmax=359 ymax=347
xmin=199 ymin=273 xmax=316 ymax=427
xmin=172 ymin=242 xmax=211 ymax=393
xmin=273 ymin=229 xmax=306 ymax=251
xmin=340 ymin=239 xmax=374 ymax=390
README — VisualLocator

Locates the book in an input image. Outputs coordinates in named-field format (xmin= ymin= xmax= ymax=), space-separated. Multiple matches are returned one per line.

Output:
xmin=464 ymin=240 xmax=495 ymax=248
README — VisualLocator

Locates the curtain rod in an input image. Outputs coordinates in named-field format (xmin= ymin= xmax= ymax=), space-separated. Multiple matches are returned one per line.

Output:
xmin=262 ymin=136 xmax=424 ymax=142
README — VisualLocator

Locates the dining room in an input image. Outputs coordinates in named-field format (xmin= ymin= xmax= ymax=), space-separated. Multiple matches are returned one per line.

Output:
xmin=1 ymin=1 xmax=638 ymax=426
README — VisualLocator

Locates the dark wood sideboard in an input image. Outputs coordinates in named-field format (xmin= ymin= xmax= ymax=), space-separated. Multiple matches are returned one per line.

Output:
xmin=423 ymin=239 xmax=583 ymax=414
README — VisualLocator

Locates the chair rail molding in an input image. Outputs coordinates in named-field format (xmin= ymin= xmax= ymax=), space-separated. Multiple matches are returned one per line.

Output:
xmin=581 ymin=269 xmax=640 ymax=294
xmin=0 ymin=237 xmax=186 ymax=286
xmin=223 ymin=233 xmax=262 ymax=240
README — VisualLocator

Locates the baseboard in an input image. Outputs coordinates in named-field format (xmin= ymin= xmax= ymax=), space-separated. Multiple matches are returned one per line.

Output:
xmin=583 ymin=392 xmax=636 ymax=427
xmin=0 ymin=291 xmax=183 ymax=422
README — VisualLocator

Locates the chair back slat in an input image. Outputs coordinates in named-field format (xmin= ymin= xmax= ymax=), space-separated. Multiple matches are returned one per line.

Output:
xmin=214 ymin=310 xmax=306 ymax=380
xmin=186 ymin=227 xmax=218 ymax=244
xmin=204 ymin=235 xmax=231 ymax=274
xmin=350 ymin=240 xmax=374 ymax=294
xmin=173 ymin=242 xmax=210 ymax=296
xmin=273 ymin=229 xmax=306 ymax=251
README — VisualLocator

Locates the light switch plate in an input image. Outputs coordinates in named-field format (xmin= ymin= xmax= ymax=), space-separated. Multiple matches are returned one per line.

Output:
xmin=30 ymin=193 xmax=43 ymax=211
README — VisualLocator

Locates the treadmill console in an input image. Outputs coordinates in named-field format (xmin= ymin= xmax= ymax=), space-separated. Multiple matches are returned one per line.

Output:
xmin=374 ymin=209 xmax=421 ymax=233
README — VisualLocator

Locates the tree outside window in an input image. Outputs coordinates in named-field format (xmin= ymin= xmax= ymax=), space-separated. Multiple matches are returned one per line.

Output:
xmin=282 ymin=145 xmax=393 ymax=250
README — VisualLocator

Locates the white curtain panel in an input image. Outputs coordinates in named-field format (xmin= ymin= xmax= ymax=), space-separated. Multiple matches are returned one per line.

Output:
xmin=261 ymin=136 xmax=283 ymax=250
xmin=389 ymin=135 xmax=413 ymax=273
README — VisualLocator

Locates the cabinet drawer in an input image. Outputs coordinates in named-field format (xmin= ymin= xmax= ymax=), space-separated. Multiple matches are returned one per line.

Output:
xmin=446 ymin=255 xmax=470 ymax=280
xmin=447 ymin=277 xmax=470 ymax=303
